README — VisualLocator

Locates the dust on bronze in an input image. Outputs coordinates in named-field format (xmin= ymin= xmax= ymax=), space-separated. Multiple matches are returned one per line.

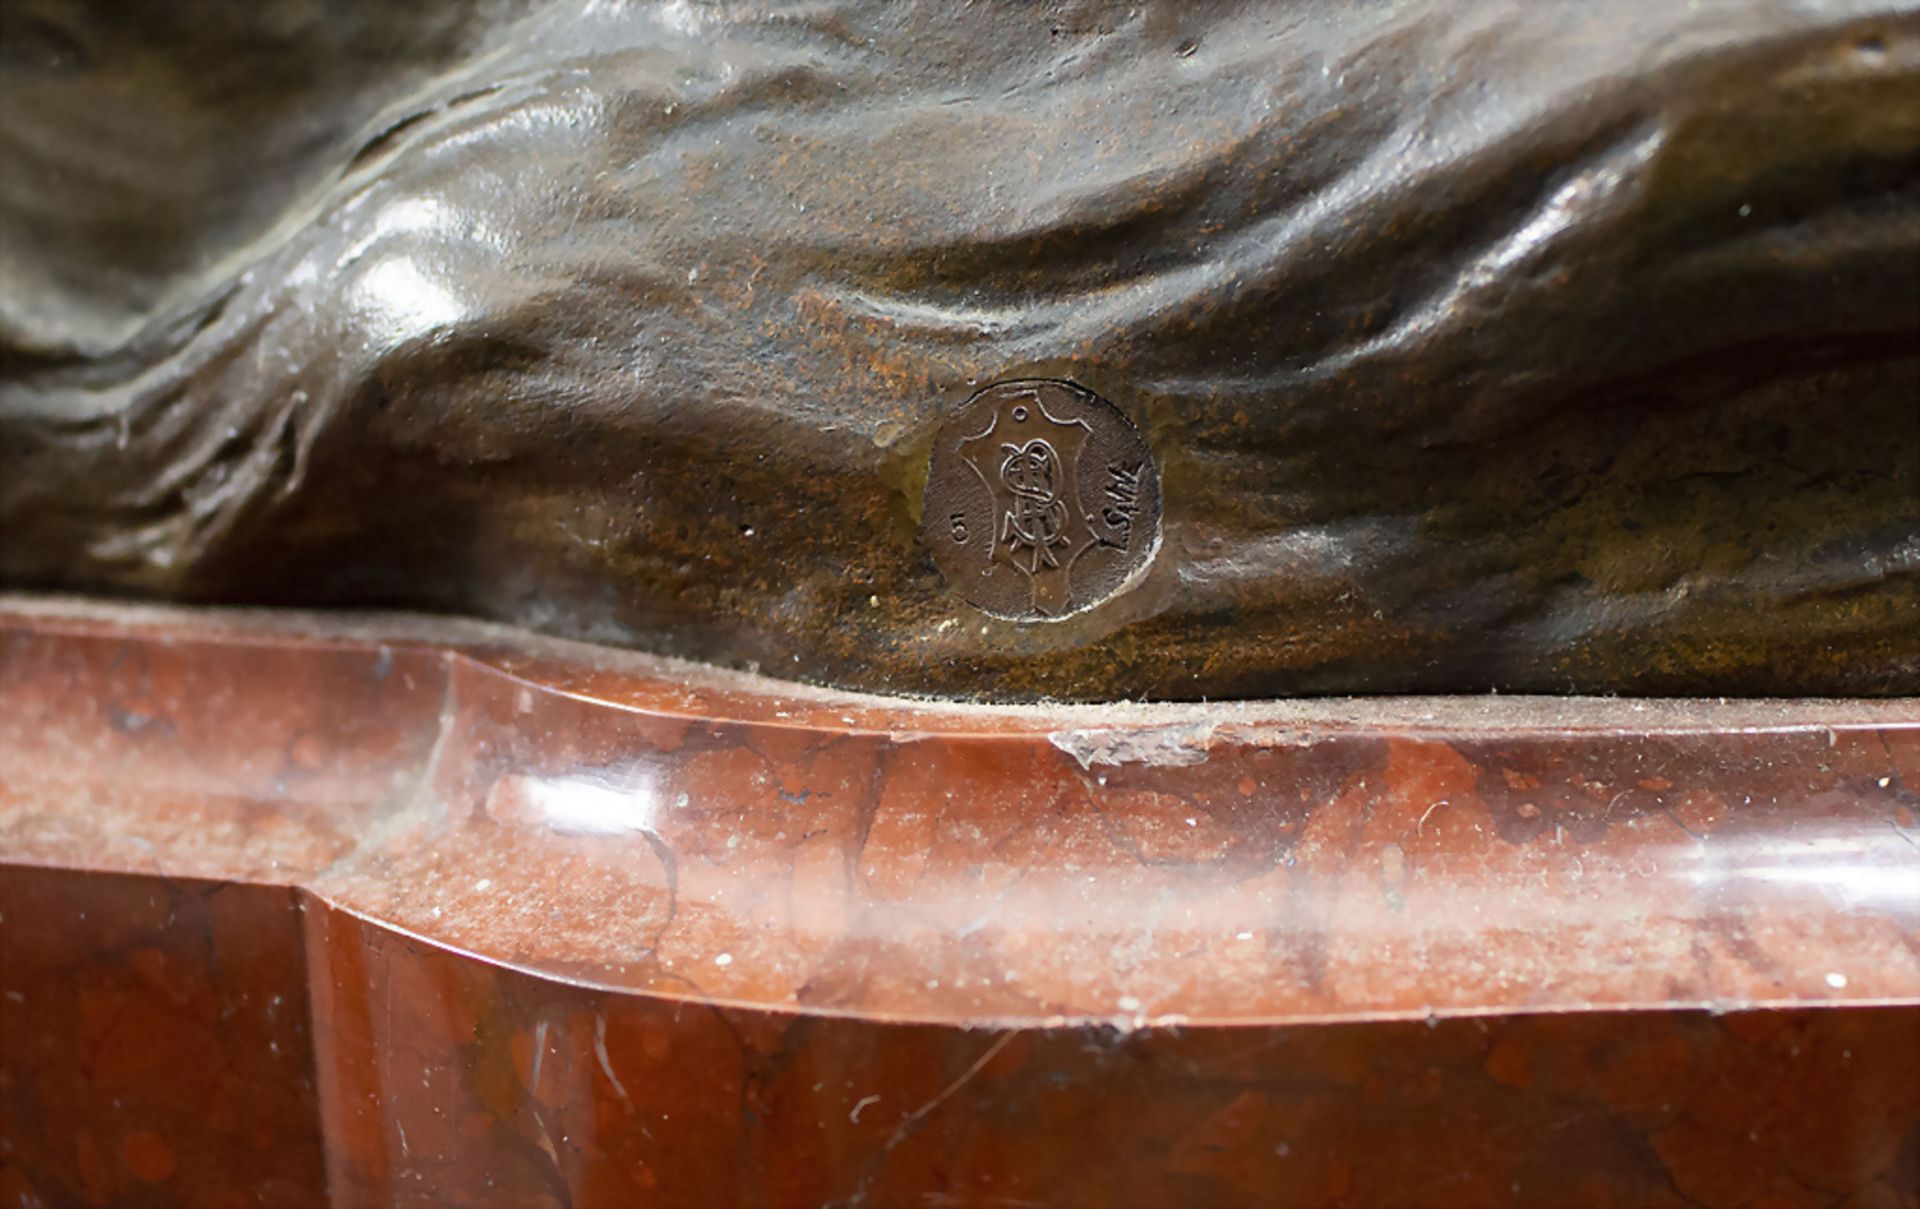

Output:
xmin=925 ymin=380 xmax=1160 ymax=621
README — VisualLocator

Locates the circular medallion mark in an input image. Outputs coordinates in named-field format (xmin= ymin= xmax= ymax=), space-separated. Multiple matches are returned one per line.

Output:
xmin=924 ymin=379 xmax=1161 ymax=621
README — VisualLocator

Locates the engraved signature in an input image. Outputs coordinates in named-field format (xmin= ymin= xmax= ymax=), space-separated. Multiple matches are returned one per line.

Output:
xmin=1099 ymin=460 xmax=1143 ymax=549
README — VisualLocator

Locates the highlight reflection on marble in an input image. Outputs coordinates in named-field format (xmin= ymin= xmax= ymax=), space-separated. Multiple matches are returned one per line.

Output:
xmin=1 ymin=597 xmax=1916 ymax=1205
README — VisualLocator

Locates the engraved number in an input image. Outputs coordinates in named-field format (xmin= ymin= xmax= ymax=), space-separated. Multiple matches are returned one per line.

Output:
xmin=949 ymin=512 xmax=969 ymax=543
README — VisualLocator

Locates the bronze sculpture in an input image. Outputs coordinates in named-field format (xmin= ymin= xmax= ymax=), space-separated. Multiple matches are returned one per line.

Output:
xmin=2 ymin=0 xmax=1916 ymax=700
xmin=2 ymin=4 xmax=1919 ymax=1205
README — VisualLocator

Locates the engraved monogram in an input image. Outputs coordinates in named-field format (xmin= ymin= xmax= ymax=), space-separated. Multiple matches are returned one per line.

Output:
xmin=926 ymin=379 xmax=1160 ymax=622
xmin=999 ymin=439 xmax=1069 ymax=573
xmin=955 ymin=392 xmax=1102 ymax=615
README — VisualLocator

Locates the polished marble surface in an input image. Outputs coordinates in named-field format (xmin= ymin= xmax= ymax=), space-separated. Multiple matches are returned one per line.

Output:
xmin=1 ymin=597 xmax=1916 ymax=1205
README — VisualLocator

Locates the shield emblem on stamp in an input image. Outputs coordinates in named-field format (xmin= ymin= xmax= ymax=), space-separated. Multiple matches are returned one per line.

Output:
xmin=923 ymin=379 xmax=1161 ymax=622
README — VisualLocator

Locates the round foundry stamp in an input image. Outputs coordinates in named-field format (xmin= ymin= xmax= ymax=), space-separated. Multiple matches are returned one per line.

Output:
xmin=923 ymin=379 xmax=1161 ymax=621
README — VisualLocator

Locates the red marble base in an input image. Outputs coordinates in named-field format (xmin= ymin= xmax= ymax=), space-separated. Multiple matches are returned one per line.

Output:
xmin=1 ymin=598 xmax=1916 ymax=1206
